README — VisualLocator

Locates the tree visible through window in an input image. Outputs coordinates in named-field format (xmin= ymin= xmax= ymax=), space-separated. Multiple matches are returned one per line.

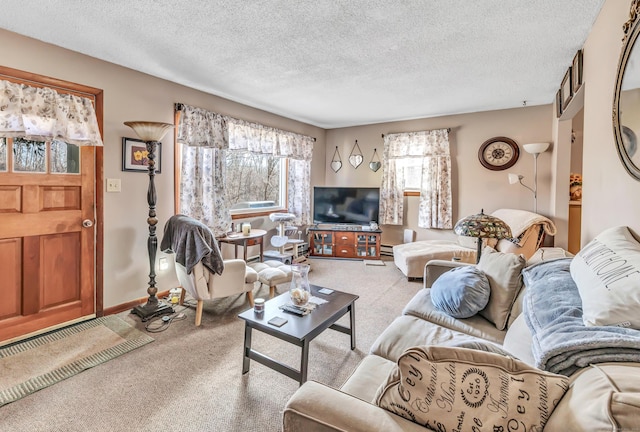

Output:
xmin=225 ymin=151 xmax=284 ymax=209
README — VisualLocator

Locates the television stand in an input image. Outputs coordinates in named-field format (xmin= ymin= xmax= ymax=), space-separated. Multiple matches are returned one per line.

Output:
xmin=308 ymin=226 xmax=381 ymax=259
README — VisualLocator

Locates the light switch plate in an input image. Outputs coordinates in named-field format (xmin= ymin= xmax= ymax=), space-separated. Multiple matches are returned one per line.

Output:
xmin=106 ymin=178 xmax=121 ymax=192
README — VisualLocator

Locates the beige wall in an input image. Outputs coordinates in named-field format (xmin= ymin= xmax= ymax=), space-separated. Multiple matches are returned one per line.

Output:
xmin=0 ymin=0 xmax=631 ymax=308
xmin=0 ymin=29 xmax=326 ymax=308
xmin=579 ymin=0 xmax=640 ymax=241
xmin=326 ymin=105 xmax=554 ymax=245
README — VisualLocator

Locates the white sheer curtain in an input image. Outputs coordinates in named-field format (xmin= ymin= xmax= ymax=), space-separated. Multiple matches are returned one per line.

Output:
xmin=176 ymin=104 xmax=314 ymax=232
xmin=0 ymin=79 xmax=102 ymax=146
xmin=176 ymin=105 xmax=230 ymax=236
xmin=380 ymin=129 xmax=452 ymax=229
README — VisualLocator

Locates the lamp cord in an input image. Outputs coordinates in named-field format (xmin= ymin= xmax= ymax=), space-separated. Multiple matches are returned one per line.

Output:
xmin=144 ymin=304 xmax=188 ymax=333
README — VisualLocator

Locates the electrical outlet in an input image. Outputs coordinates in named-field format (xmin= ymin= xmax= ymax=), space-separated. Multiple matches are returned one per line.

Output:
xmin=106 ymin=178 xmax=121 ymax=192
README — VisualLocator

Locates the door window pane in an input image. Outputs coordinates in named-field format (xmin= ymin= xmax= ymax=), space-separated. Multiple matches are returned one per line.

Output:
xmin=50 ymin=140 xmax=80 ymax=174
xmin=0 ymin=138 xmax=6 ymax=172
xmin=13 ymin=138 xmax=46 ymax=173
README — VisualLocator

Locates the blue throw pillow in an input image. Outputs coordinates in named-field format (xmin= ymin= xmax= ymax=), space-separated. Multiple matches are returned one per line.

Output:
xmin=430 ymin=266 xmax=490 ymax=318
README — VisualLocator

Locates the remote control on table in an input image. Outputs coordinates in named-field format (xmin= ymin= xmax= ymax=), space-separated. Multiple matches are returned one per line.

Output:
xmin=281 ymin=304 xmax=305 ymax=316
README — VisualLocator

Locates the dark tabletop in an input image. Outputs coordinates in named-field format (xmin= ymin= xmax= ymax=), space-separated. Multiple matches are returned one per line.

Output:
xmin=238 ymin=285 xmax=358 ymax=341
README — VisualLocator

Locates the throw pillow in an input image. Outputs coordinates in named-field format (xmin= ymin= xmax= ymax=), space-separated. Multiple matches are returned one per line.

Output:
xmin=570 ymin=225 xmax=640 ymax=329
xmin=375 ymin=346 xmax=569 ymax=432
xmin=477 ymin=246 xmax=527 ymax=330
xmin=430 ymin=266 xmax=490 ymax=318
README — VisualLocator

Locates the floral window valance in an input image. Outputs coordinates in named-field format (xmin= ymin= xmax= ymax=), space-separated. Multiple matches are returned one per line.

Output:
xmin=0 ymin=79 xmax=103 ymax=146
xmin=176 ymin=104 xmax=228 ymax=149
xmin=176 ymin=103 xmax=314 ymax=159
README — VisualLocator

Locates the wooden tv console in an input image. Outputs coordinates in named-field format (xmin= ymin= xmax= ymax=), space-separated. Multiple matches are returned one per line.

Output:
xmin=309 ymin=226 xmax=382 ymax=259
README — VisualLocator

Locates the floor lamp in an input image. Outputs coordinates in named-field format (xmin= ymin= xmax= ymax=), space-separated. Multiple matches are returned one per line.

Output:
xmin=125 ymin=121 xmax=175 ymax=321
xmin=508 ymin=142 xmax=550 ymax=214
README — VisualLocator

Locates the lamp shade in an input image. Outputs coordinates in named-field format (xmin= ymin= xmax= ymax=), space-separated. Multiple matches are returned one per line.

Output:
xmin=124 ymin=121 xmax=174 ymax=142
xmin=454 ymin=210 xmax=512 ymax=240
xmin=523 ymin=142 xmax=550 ymax=154
xmin=508 ymin=173 xmax=523 ymax=184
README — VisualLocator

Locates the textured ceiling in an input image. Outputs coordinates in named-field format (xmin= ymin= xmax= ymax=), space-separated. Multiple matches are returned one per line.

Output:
xmin=0 ymin=1 xmax=605 ymax=128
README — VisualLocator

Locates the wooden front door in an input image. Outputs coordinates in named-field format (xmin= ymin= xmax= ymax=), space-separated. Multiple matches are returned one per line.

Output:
xmin=0 ymin=138 xmax=96 ymax=344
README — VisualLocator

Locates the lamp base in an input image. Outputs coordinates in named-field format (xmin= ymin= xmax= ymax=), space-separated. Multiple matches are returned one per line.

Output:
xmin=132 ymin=300 xmax=174 ymax=322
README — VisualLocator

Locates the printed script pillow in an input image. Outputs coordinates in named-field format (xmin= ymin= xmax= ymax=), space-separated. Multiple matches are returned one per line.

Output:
xmin=375 ymin=346 xmax=569 ymax=432
xmin=570 ymin=226 xmax=640 ymax=329
xmin=477 ymin=247 xmax=527 ymax=330
xmin=430 ymin=266 xmax=490 ymax=318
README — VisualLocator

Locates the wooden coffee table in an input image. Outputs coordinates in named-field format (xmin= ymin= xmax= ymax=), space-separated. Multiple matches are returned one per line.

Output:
xmin=238 ymin=285 xmax=358 ymax=385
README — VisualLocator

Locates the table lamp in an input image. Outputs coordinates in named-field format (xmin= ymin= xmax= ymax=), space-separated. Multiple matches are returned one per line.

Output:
xmin=454 ymin=209 xmax=512 ymax=263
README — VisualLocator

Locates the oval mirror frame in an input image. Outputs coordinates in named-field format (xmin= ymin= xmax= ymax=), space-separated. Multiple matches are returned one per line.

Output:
xmin=613 ymin=1 xmax=640 ymax=181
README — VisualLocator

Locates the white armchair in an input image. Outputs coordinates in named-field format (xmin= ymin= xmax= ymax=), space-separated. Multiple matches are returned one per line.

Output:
xmin=175 ymin=259 xmax=258 ymax=326
xmin=161 ymin=214 xmax=259 ymax=326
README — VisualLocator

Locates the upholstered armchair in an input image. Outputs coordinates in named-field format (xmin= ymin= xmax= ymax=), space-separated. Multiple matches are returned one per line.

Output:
xmin=174 ymin=259 xmax=258 ymax=326
xmin=161 ymin=214 xmax=258 ymax=326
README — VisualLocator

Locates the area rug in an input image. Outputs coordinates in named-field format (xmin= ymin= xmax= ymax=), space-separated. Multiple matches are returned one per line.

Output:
xmin=364 ymin=259 xmax=385 ymax=266
xmin=0 ymin=316 xmax=153 ymax=407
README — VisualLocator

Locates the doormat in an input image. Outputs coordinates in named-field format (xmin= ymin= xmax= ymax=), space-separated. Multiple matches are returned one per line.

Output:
xmin=364 ymin=260 xmax=386 ymax=266
xmin=0 ymin=316 xmax=153 ymax=407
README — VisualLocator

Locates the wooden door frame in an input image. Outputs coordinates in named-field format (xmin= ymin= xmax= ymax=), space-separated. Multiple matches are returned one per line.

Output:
xmin=0 ymin=65 xmax=105 ymax=316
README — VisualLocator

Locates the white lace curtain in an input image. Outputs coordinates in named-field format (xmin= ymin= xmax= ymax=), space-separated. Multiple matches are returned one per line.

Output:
xmin=176 ymin=104 xmax=314 ymax=234
xmin=0 ymin=79 xmax=102 ymax=146
xmin=380 ymin=129 xmax=452 ymax=229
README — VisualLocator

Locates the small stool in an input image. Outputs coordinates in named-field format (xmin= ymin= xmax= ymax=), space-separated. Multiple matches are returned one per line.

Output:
xmin=248 ymin=260 xmax=294 ymax=297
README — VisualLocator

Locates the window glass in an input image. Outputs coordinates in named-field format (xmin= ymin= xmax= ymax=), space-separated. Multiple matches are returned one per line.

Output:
xmin=0 ymin=138 xmax=6 ymax=172
xmin=13 ymin=138 xmax=46 ymax=173
xmin=398 ymin=158 xmax=423 ymax=191
xmin=50 ymin=140 xmax=80 ymax=174
xmin=225 ymin=151 xmax=285 ymax=211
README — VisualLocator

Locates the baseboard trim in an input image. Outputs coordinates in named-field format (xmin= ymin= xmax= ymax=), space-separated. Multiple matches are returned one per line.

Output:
xmin=103 ymin=290 xmax=171 ymax=316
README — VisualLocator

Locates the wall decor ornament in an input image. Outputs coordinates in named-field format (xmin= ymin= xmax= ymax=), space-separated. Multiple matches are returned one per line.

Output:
xmin=477 ymin=136 xmax=519 ymax=171
xmin=613 ymin=0 xmax=640 ymax=181
xmin=122 ymin=137 xmax=162 ymax=173
xmin=330 ymin=146 xmax=342 ymax=173
xmin=348 ymin=140 xmax=363 ymax=169
xmin=369 ymin=148 xmax=381 ymax=172
xmin=572 ymin=49 xmax=583 ymax=94
xmin=560 ymin=67 xmax=573 ymax=112
xmin=555 ymin=89 xmax=563 ymax=118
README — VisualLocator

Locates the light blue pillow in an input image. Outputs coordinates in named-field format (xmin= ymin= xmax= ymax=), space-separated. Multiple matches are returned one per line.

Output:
xmin=430 ymin=266 xmax=490 ymax=318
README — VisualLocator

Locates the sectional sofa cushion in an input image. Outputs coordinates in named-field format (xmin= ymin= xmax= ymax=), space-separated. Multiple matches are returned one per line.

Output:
xmin=544 ymin=362 xmax=640 ymax=431
xmin=375 ymin=346 xmax=569 ymax=432
xmin=430 ymin=266 xmax=490 ymax=318
xmin=402 ymin=289 xmax=506 ymax=344
xmin=477 ymin=246 xmax=527 ymax=330
xmin=570 ymin=226 xmax=640 ymax=329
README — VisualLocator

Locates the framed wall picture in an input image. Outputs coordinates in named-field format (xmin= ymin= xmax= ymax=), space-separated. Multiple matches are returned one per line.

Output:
xmin=122 ymin=137 xmax=162 ymax=173
xmin=572 ymin=50 xmax=583 ymax=93
xmin=560 ymin=67 xmax=573 ymax=112
xmin=556 ymin=89 xmax=563 ymax=118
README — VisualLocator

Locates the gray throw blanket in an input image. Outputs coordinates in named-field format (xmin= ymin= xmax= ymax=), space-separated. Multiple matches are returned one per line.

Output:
xmin=523 ymin=258 xmax=640 ymax=376
xmin=160 ymin=214 xmax=224 ymax=275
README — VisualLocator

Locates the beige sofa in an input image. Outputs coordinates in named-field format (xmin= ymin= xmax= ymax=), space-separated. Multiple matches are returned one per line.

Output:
xmin=283 ymin=249 xmax=640 ymax=431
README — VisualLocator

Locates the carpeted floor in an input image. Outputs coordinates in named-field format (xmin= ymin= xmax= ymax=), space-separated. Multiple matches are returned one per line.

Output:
xmin=0 ymin=257 xmax=421 ymax=432
xmin=0 ymin=316 xmax=153 ymax=408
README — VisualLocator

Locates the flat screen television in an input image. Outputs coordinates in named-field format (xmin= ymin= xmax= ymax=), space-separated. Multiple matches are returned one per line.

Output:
xmin=313 ymin=187 xmax=380 ymax=225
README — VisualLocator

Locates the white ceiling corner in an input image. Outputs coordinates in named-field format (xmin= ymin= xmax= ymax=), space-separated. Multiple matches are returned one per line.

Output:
xmin=0 ymin=0 xmax=606 ymax=128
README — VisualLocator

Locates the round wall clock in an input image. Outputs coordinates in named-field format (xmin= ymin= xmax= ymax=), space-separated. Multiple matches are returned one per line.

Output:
xmin=478 ymin=136 xmax=520 ymax=171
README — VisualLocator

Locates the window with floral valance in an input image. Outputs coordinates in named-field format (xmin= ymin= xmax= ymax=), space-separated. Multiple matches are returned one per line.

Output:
xmin=380 ymin=129 xmax=452 ymax=229
xmin=176 ymin=104 xmax=313 ymax=236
